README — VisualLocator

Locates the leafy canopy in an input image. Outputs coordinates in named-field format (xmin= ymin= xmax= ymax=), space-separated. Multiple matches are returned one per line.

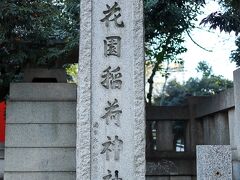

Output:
xmin=200 ymin=0 xmax=240 ymax=66
xmin=0 ymin=0 xmax=79 ymax=99
xmin=145 ymin=0 xmax=204 ymax=105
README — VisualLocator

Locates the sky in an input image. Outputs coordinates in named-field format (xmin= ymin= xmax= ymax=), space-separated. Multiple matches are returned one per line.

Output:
xmin=178 ymin=0 xmax=237 ymax=81
xmin=147 ymin=0 xmax=238 ymax=97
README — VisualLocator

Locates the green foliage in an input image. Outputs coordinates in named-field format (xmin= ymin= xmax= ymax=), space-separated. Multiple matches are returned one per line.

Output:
xmin=200 ymin=0 xmax=240 ymax=34
xmin=200 ymin=0 xmax=240 ymax=66
xmin=0 ymin=0 xmax=79 ymax=99
xmin=0 ymin=0 xmax=206 ymax=101
xmin=231 ymin=38 xmax=240 ymax=66
xmin=145 ymin=0 xmax=204 ymax=105
xmin=65 ymin=63 xmax=78 ymax=83
xmin=155 ymin=61 xmax=233 ymax=106
xmin=196 ymin=60 xmax=212 ymax=77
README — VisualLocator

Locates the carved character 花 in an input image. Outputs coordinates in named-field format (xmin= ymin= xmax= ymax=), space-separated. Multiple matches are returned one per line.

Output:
xmin=100 ymin=2 xmax=124 ymax=27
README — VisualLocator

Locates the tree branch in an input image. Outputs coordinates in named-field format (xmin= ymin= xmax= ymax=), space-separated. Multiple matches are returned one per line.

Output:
xmin=186 ymin=30 xmax=213 ymax=52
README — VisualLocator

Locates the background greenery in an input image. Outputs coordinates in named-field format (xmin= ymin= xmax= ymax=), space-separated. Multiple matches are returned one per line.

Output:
xmin=0 ymin=0 xmax=238 ymax=101
xmin=154 ymin=61 xmax=233 ymax=106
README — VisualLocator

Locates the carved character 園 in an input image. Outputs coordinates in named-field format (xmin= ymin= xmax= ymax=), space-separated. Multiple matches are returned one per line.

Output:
xmin=101 ymin=66 xmax=122 ymax=89
xmin=100 ymin=2 xmax=124 ymax=28
xmin=104 ymin=36 xmax=121 ymax=57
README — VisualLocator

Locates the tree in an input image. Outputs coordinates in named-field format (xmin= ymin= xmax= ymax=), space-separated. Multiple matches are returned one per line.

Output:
xmin=155 ymin=61 xmax=233 ymax=106
xmin=0 ymin=0 xmax=206 ymax=100
xmin=200 ymin=0 xmax=240 ymax=66
xmin=145 ymin=0 xmax=204 ymax=105
xmin=0 ymin=0 xmax=79 ymax=99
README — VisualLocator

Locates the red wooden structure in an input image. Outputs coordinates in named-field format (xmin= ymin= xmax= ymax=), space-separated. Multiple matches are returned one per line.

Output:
xmin=0 ymin=101 xmax=5 ymax=143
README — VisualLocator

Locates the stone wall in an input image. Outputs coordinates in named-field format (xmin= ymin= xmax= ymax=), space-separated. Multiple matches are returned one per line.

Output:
xmin=146 ymin=177 xmax=196 ymax=180
xmin=4 ymin=83 xmax=76 ymax=180
xmin=4 ymin=71 xmax=240 ymax=179
xmin=5 ymin=83 xmax=196 ymax=179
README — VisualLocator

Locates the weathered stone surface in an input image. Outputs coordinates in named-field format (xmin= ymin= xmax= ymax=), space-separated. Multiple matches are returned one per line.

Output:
xmin=77 ymin=0 xmax=145 ymax=179
xmin=233 ymin=68 xmax=240 ymax=161
xmin=5 ymin=83 xmax=77 ymax=180
xmin=5 ymin=124 xmax=76 ymax=147
xmin=145 ymin=177 xmax=194 ymax=180
xmin=0 ymin=160 xmax=4 ymax=179
xmin=232 ymin=161 xmax=240 ymax=180
xmin=23 ymin=68 xmax=67 ymax=83
xmin=156 ymin=121 xmax=174 ymax=151
xmin=146 ymin=106 xmax=189 ymax=120
xmin=77 ymin=0 xmax=92 ymax=179
xmin=214 ymin=112 xmax=230 ymax=145
xmin=146 ymin=159 xmax=196 ymax=176
xmin=146 ymin=177 xmax=169 ymax=180
xmin=170 ymin=177 xmax=192 ymax=180
xmin=197 ymin=145 xmax=232 ymax=180
xmin=5 ymin=148 xmax=75 ymax=171
xmin=10 ymin=83 xmax=76 ymax=101
xmin=7 ymin=102 xmax=76 ymax=124
xmin=195 ymin=88 xmax=234 ymax=118
xmin=4 ymin=172 xmax=75 ymax=180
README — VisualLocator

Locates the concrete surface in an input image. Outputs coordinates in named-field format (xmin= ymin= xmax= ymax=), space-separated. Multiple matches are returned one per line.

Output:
xmin=197 ymin=145 xmax=232 ymax=180
xmin=10 ymin=83 xmax=76 ymax=101
xmin=7 ymin=102 xmax=76 ymax=124
xmin=23 ymin=68 xmax=67 ymax=83
xmin=4 ymin=83 xmax=76 ymax=180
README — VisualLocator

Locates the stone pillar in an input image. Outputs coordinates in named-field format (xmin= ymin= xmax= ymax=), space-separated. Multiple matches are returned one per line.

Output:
xmin=233 ymin=68 xmax=240 ymax=179
xmin=202 ymin=116 xmax=213 ymax=145
xmin=214 ymin=112 xmax=230 ymax=145
xmin=156 ymin=121 xmax=174 ymax=151
xmin=187 ymin=97 xmax=203 ymax=151
xmin=197 ymin=145 xmax=232 ymax=180
xmin=229 ymin=109 xmax=236 ymax=153
xmin=77 ymin=1 xmax=145 ymax=180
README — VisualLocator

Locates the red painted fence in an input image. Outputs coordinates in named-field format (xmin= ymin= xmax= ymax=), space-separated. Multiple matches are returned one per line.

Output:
xmin=0 ymin=101 xmax=5 ymax=143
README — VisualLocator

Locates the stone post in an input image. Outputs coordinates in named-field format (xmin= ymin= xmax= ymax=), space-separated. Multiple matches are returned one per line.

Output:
xmin=77 ymin=1 xmax=145 ymax=180
xmin=197 ymin=145 xmax=232 ymax=180
xmin=214 ymin=112 xmax=230 ymax=145
xmin=232 ymin=68 xmax=240 ymax=178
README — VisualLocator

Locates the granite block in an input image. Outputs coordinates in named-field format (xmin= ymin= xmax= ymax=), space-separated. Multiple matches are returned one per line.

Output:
xmin=197 ymin=145 xmax=232 ymax=180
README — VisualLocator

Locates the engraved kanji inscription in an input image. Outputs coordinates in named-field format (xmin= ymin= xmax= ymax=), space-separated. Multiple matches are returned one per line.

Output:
xmin=101 ymin=66 xmax=122 ymax=89
xmin=113 ymin=170 xmax=122 ymax=180
xmin=100 ymin=2 xmax=124 ymax=27
xmin=103 ymin=170 xmax=122 ymax=180
xmin=101 ymin=98 xmax=122 ymax=126
xmin=103 ymin=170 xmax=112 ymax=180
xmin=104 ymin=36 xmax=121 ymax=57
xmin=101 ymin=136 xmax=123 ymax=161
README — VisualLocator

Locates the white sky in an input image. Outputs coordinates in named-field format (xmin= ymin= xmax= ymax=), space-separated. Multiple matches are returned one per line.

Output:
xmin=147 ymin=0 xmax=238 ymax=97
xmin=178 ymin=0 xmax=237 ymax=81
